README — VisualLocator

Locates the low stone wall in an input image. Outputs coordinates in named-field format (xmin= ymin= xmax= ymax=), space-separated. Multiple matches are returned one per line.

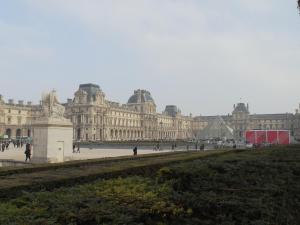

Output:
xmin=0 ymin=160 xmax=30 ymax=168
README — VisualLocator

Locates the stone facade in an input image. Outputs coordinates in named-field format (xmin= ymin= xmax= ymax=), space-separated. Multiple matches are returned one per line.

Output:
xmin=0 ymin=84 xmax=299 ymax=142
xmin=0 ymin=95 xmax=41 ymax=139
xmin=195 ymin=103 xmax=296 ymax=140
xmin=64 ymin=84 xmax=194 ymax=141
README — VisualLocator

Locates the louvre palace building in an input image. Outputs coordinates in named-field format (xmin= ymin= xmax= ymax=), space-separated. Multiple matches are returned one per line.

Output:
xmin=1 ymin=83 xmax=300 ymax=142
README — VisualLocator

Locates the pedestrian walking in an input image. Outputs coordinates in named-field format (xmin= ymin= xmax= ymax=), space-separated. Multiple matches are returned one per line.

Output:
xmin=77 ymin=143 xmax=80 ymax=153
xmin=73 ymin=143 xmax=76 ymax=153
xmin=2 ymin=143 xmax=5 ymax=152
xmin=200 ymin=144 xmax=205 ymax=151
xmin=25 ymin=143 xmax=31 ymax=162
xmin=133 ymin=146 xmax=138 ymax=156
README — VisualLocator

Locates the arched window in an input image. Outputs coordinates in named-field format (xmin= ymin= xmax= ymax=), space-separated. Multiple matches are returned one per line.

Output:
xmin=77 ymin=129 xmax=81 ymax=140
xmin=5 ymin=129 xmax=11 ymax=138
xmin=16 ymin=129 xmax=22 ymax=138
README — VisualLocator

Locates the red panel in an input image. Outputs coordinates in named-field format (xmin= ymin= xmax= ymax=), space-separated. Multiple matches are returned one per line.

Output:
xmin=267 ymin=131 xmax=278 ymax=144
xmin=256 ymin=131 xmax=267 ymax=144
xmin=278 ymin=131 xmax=290 ymax=145
xmin=246 ymin=131 xmax=256 ymax=144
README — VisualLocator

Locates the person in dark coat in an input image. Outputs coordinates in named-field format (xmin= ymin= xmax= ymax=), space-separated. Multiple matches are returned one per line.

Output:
xmin=133 ymin=146 xmax=138 ymax=156
xmin=77 ymin=143 xmax=80 ymax=153
xmin=2 ymin=143 xmax=5 ymax=152
xmin=73 ymin=143 xmax=76 ymax=153
xmin=200 ymin=144 xmax=205 ymax=151
xmin=25 ymin=143 xmax=31 ymax=162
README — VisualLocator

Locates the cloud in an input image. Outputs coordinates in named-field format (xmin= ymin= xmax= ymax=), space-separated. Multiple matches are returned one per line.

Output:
xmin=14 ymin=0 xmax=300 ymax=114
xmin=0 ymin=21 xmax=55 ymax=64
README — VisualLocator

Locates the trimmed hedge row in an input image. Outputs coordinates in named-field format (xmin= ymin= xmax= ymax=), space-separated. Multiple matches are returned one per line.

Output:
xmin=0 ymin=150 xmax=232 ymax=200
xmin=0 ymin=151 xmax=188 ymax=176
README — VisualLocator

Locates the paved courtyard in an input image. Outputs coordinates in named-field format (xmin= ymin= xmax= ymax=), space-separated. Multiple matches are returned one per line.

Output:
xmin=0 ymin=145 xmax=178 ymax=163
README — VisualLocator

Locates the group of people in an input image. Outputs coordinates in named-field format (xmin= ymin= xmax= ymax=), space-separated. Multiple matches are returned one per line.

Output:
xmin=0 ymin=140 xmax=32 ymax=162
xmin=0 ymin=140 xmax=26 ymax=152
xmin=0 ymin=142 xmax=10 ymax=152
xmin=153 ymin=143 xmax=205 ymax=151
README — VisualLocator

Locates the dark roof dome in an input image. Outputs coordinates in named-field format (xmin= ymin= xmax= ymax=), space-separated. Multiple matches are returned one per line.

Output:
xmin=78 ymin=83 xmax=103 ymax=102
xmin=79 ymin=84 xmax=101 ymax=95
xmin=164 ymin=105 xmax=181 ymax=117
xmin=233 ymin=103 xmax=249 ymax=113
xmin=128 ymin=89 xmax=155 ymax=104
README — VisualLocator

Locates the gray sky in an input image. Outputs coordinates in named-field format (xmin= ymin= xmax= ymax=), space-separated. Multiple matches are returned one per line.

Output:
xmin=0 ymin=0 xmax=300 ymax=116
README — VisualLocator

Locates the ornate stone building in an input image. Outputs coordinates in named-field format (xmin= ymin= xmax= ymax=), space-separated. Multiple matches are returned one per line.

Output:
xmin=0 ymin=95 xmax=41 ymax=139
xmin=0 ymin=84 xmax=299 ymax=142
xmin=195 ymin=103 xmax=295 ymax=140
xmin=64 ymin=84 xmax=194 ymax=141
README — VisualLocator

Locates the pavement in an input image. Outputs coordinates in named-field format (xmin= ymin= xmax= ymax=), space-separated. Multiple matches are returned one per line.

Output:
xmin=0 ymin=145 xmax=179 ymax=163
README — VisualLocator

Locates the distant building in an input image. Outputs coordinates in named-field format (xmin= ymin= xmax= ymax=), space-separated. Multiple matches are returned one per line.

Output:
xmin=0 ymin=84 xmax=299 ymax=142
xmin=64 ymin=84 xmax=194 ymax=141
xmin=195 ymin=103 xmax=295 ymax=141
xmin=0 ymin=95 xmax=41 ymax=139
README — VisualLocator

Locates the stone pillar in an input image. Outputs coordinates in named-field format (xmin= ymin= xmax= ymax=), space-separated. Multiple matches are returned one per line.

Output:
xmin=32 ymin=117 xmax=73 ymax=163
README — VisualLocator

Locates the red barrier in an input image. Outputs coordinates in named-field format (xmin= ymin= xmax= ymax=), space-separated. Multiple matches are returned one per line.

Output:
xmin=245 ymin=130 xmax=290 ymax=145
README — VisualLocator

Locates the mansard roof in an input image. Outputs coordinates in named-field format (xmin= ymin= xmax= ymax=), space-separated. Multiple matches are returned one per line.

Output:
xmin=250 ymin=113 xmax=294 ymax=120
xmin=79 ymin=84 xmax=102 ymax=96
xmin=127 ymin=89 xmax=155 ymax=104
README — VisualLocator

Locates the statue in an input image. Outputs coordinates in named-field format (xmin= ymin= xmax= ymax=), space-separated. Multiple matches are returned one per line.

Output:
xmin=41 ymin=90 xmax=65 ymax=119
xmin=32 ymin=90 xmax=73 ymax=163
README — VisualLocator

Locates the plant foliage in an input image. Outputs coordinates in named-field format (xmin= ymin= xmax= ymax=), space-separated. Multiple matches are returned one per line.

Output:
xmin=0 ymin=148 xmax=300 ymax=224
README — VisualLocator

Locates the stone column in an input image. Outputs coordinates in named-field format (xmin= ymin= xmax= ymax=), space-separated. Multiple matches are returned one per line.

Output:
xmin=32 ymin=117 xmax=73 ymax=163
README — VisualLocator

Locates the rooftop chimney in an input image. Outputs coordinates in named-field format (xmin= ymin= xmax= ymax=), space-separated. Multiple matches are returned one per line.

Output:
xmin=8 ymin=99 xmax=14 ymax=105
xmin=18 ymin=100 xmax=24 ymax=105
xmin=27 ymin=101 xmax=32 ymax=106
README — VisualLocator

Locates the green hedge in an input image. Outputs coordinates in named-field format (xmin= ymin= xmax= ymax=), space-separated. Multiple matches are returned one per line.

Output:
xmin=0 ymin=148 xmax=299 ymax=224
xmin=0 ymin=151 xmax=230 ymax=200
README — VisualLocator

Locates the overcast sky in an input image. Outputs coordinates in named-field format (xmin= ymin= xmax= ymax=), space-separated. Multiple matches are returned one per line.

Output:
xmin=0 ymin=0 xmax=300 ymax=116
